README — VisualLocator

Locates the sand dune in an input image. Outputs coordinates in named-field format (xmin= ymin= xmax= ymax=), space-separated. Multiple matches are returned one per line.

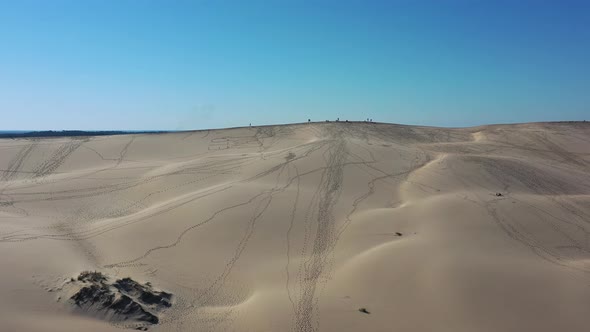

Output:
xmin=1 ymin=121 xmax=590 ymax=331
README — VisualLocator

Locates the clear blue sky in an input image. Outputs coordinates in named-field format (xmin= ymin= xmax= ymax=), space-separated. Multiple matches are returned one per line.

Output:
xmin=1 ymin=0 xmax=589 ymax=130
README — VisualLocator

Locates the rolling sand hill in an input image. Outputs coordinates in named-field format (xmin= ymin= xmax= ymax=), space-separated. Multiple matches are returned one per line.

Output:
xmin=1 ymin=121 xmax=590 ymax=332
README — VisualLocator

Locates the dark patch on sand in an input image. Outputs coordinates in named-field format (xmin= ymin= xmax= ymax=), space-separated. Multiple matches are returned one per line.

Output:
xmin=68 ymin=271 xmax=172 ymax=328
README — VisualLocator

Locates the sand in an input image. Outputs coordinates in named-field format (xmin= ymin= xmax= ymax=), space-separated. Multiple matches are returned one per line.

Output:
xmin=1 ymin=121 xmax=589 ymax=331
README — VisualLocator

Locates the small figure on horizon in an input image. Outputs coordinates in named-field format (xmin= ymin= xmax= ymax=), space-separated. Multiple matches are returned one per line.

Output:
xmin=249 ymin=123 xmax=251 ymax=127
xmin=308 ymin=119 xmax=311 ymax=122
xmin=336 ymin=117 xmax=339 ymax=122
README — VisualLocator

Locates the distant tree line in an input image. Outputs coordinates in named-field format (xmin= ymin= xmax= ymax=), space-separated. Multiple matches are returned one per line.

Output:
xmin=0 ymin=130 xmax=169 ymax=139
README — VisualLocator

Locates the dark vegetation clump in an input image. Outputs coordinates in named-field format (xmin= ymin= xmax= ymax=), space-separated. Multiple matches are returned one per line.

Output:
xmin=68 ymin=272 xmax=172 ymax=327
xmin=114 ymin=278 xmax=172 ymax=308
xmin=359 ymin=307 xmax=370 ymax=314
xmin=77 ymin=271 xmax=108 ymax=283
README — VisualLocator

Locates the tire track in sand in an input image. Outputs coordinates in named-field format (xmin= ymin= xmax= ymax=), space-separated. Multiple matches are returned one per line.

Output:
xmin=294 ymin=135 xmax=347 ymax=332
xmin=1 ymin=141 xmax=37 ymax=182
xmin=33 ymin=139 xmax=84 ymax=177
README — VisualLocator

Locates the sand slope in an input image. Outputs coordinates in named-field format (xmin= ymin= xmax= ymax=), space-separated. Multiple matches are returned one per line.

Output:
xmin=1 ymin=121 xmax=590 ymax=331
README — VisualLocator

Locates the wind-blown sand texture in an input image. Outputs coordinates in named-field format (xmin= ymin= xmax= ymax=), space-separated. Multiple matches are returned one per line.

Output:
xmin=1 ymin=121 xmax=590 ymax=331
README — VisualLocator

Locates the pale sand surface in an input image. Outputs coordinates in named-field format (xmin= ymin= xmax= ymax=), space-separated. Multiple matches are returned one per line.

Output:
xmin=1 ymin=121 xmax=590 ymax=331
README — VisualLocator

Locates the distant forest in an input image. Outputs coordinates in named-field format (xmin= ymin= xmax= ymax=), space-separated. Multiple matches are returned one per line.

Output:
xmin=0 ymin=130 xmax=169 ymax=139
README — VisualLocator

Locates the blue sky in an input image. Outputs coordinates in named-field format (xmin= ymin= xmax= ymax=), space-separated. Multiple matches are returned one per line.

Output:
xmin=1 ymin=0 xmax=589 ymax=130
